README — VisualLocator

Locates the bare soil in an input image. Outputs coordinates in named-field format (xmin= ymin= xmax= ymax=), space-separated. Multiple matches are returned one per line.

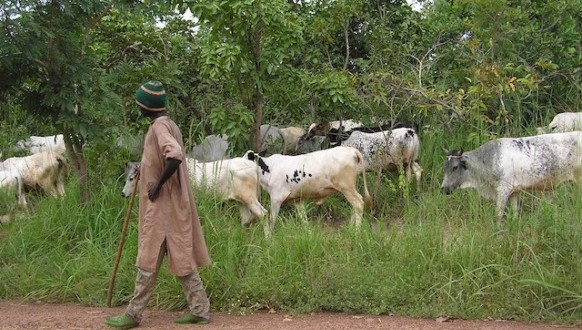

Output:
xmin=0 ymin=300 xmax=578 ymax=330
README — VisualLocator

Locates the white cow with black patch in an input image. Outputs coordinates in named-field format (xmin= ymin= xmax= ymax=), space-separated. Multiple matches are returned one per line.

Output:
xmin=244 ymin=146 xmax=372 ymax=238
xmin=122 ymin=157 xmax=267 ymax=227
xmin=338 ymin=127 xmax=423 ymax=186
xmin=441 ymin=131 xmax=582 ymax=232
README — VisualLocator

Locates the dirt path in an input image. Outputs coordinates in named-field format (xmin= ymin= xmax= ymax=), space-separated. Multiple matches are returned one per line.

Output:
xmin=0 ymin=300 xmax=577 ymax=330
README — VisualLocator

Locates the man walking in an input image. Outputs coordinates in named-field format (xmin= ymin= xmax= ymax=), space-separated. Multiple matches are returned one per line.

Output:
xmin=106 ymin=81 xmax=211 ymax=328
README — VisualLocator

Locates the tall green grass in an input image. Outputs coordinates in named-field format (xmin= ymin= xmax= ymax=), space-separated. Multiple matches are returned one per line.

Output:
xmin=0 ymin=129 xmax=580 ymax=324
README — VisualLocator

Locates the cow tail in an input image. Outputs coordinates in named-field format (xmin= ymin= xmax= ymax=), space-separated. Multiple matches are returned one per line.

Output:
xmin=355 ymin=151 xmax=372 ymax=209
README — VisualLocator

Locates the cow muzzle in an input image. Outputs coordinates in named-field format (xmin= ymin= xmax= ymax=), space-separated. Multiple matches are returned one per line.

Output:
xmin=440 ymin=186 xmax=452 ymax=195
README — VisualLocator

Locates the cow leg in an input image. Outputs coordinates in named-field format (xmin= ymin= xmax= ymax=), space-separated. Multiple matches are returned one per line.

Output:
xmin=265 ymin=200 xmax=283 ymax=238
xmin=250 ymin=201 xmax=267 ymax=222
xmin=340 ymin=189 xmax=365 ymax=227
xmin=509 ymin=194 xmax=520 ymax=217
xmin=412 ymin=162 xmax=423 ymax=192
xmin=239 ymin=205 xmax=253 ymax=227
xmin=16 ymin=188 xmax=27 ymax=206
xmin=56 ymin=171 xmax=66 ymax=196
xmin=404 ymin=162 xmax=412 ymax=183
xmin=495 ymin=187 xmax=512 ymax=236
xmin=238 ymin=195 xmax=267 ymax=226
xmin=38 ymin=177 xmax=59 ymax=198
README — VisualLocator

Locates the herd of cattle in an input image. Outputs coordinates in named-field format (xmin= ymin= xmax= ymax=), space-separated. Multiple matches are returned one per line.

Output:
xmin=121 ymin=112 xmax=580 ymax=237
xmin=1 ymin=112 xmax=580 ymax=236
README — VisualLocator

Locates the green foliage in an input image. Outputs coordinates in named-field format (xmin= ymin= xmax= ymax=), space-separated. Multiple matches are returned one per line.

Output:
xmin=1 ymin=0 xmax=582 ymax=324
xmin=1 ymin=129 xmax=581 ymax=323
xmin=305 ymin=70 xmax=359 ymax=120
xmin=208 ymin=104 xmax=254 ymax=155
xmin=1 ymin=178 xmax=580 ymax=322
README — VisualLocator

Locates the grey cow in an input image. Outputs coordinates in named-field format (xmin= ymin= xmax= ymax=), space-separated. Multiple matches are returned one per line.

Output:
xmin=441 ymin=131 xmax=581 ymax=232
xmin=189 ymin=134 xmax=230 ymax=162
xmin=339 ymin=127 xmax=423 ymax=186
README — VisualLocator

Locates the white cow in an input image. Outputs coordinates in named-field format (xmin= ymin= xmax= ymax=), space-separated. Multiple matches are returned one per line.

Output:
xmin=537 ymin=112 xmax=582 ymax=134
xmin=14 ymin=134 xmax=66 ymax=155
xmin=338 ymin=127 xmax=423 ymax=186
xmin=1 ymin=151 xmax=67 ymax=198
xmin=548 ymin=112 xmax=582 ymax=133
xmin=122 ymin=157 xmax=267 ymax=227
xmin=244 ymin=146 xmax=372 ymax=238
xmin=441 ymin=131 xmax=582 ymax=231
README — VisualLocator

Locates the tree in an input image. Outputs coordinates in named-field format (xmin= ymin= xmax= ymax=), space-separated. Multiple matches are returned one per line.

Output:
xmin=0 ymin=0 xmax=113 ymax=203
xmin=179 ymin=0 xmax=303 ymax=150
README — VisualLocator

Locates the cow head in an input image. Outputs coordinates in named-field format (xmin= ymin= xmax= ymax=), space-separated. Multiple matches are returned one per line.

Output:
xmin=122 ymin=162 xmax=140 ymax=197
xmin=296 ymin=135 xmax=330 ymax=154
xmin=440 ymin=147 xmax=467 ymax=195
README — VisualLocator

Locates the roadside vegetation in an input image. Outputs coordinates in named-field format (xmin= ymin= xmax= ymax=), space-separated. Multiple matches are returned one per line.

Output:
xmin=0 ymin=124 xmax=580 ymax=324
xmin=1 ymin=0 xmax=580 ymax=325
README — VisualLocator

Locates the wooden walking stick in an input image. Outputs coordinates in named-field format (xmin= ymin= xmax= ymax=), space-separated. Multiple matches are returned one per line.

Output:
xmin=107 ymin=171 xmax=139 ymax=308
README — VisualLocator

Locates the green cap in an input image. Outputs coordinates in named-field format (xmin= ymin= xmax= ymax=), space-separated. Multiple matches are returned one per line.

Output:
xmin=135 ymin=80 xmax=167 ymax=111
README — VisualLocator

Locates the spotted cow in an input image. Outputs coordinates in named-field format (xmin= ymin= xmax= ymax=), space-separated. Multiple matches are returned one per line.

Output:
xmin=441 ymin=131 xmax=582 ymax=232
xmin=244 ymin=146 xmax=372 ymax=238
xmin=337 ymin=127 xmax=423 ymax=186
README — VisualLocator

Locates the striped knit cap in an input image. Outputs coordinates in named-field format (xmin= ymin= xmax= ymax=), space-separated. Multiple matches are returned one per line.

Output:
xmin=135 ymin=80 xmax=167 ymax=111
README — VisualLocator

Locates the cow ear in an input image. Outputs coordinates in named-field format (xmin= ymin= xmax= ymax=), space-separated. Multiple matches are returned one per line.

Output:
xmin=459 ymin=147 xmax=464 ymax=155
xmin=441 ymin=146 xmax=450 ymax=154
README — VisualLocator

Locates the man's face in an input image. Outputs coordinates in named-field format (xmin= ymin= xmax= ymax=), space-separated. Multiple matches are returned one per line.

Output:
xmin=138 ymin=107 xmax=150 ymax=119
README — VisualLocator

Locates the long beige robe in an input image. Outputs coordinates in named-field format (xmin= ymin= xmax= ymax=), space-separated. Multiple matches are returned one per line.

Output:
xmin=137 ymin=116 xmax=211 ymax=276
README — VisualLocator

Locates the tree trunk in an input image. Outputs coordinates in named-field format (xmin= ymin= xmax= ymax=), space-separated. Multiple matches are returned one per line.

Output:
xmin=250 ymin=26 xmax=264 ymax=152
xmin=63 ymin=128 xmax=90 ymax=203
xmin=342 ymin=22 xmax=350 ymax=71
xmin=252 ymin=90 xmax=264 ymax=151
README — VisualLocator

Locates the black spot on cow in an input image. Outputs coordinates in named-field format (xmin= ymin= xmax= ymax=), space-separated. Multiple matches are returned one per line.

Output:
xmin=245 ymin=151 xmax=256 ymax=161
xmin=308 ymin=173 xmax=312 ymax=177
xmin=258 ymin=158 xmax=270 ymax=175
xmin=511 ymin=139 xmax=533 ymax=152
xmin=286 ymin=174 xmax=289 ymax=183
xmin=293 ymin=170 xmax=299 ymax=178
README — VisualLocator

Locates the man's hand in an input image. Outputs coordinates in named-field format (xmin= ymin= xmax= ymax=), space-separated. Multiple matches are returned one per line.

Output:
xmin=147 ymin=158 xmax=182 ymax=202
xmin=148 ymin=183 xmax=161 ymax=201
